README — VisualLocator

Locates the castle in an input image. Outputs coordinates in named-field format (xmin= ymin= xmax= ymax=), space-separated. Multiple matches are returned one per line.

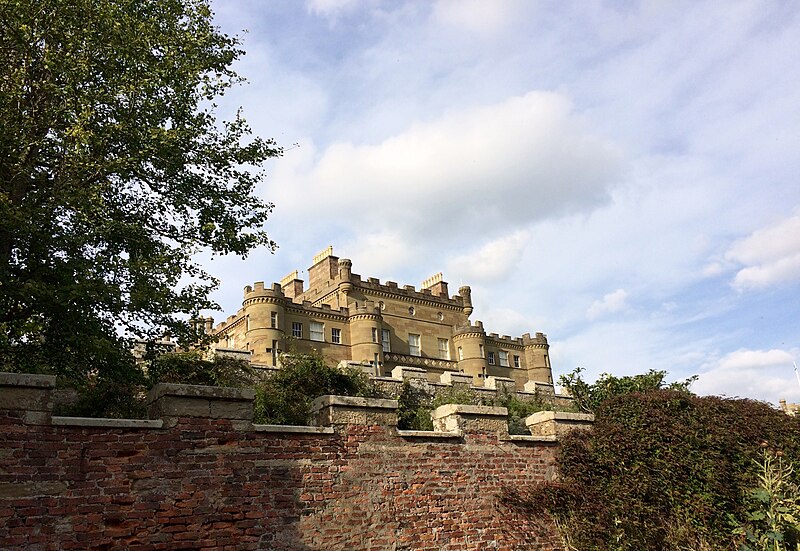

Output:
xmin=208 ymin=247 xmax=554 ymax=390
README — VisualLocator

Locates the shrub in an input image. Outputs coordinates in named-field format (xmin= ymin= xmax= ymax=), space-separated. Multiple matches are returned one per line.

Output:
xmin=253 ymin=353 xmax=382 ymax=425
xmin=146 ymin=351 xmax=260 ymax=388
xmin=504 ymin=391 xmax=800 ymax=551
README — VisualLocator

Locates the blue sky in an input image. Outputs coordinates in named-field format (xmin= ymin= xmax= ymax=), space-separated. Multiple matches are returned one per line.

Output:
xmin=204 ymin=0 xmax=800 ymax=405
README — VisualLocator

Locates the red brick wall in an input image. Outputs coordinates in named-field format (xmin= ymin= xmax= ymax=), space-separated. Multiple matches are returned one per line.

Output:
xmin=0 ymin=378 xmax=566 ymax=550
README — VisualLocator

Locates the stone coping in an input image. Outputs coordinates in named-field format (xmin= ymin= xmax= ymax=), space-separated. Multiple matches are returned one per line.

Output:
xmin=147 ymin=383 xmax=256 ymax=404
xmin=52 ymin=416 xmax=164 ymax=429
xmin=502 ymin=434 xmax=558 ymax=443
xmin=396 ymin=429 xmax=464 ymax=439
xmin=0 ymin=372 xmax=56 ymax=388
xmin=310 ymin=395 xmax=398 ymax=411
xmin=526 ymin=411 xmax=594 ymax=423
xmin=431 ymin=404 xmax=508 ymax=419
xmin=253 ymin=424 xmax=335 ymax=434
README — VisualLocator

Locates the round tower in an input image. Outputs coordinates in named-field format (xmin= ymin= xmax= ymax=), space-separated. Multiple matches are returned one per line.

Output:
xmin=348 ymin=300 xmax=383 ymax=368
xmin=459 ymin=285 xmax=473 ymax=317
xmin=338 ymin=258 xmax=353 ymax=305
xmin=452 ymin=321 xmax=487 ymax=383
xmin=522 ymin=332 xmax=553 ymax=384
xmin=242 ymin=281 xmax=286 ymax=366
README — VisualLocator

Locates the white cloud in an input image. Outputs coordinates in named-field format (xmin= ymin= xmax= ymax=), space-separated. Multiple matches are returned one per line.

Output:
xmin=725 ymin=213 xmax=800 ymax=290
xmin=446 ymin=231 xmax=530 ymax=284
xmin=587 ymin=289 xmax=629 ymax=320
xmin=306 ymin=0 xmax=362 ymax=18
xmin=432 ymin=0 xmax=526 ymax=35
xmin=694 ymin=348 xmax=800 ymax=403
xmin=273 ymin=91 xmax=621 ymax=248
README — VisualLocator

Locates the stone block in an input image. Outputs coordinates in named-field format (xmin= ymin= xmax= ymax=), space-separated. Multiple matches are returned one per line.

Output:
xmin=311 ymin=395 xmax=398 ymax=427
xmin=525 ymin=411 xmax=594 ymax=438
xmin=431 ymin=403 xmax=508 ymax=437
xmin=484 ymin=376 xmax=516 ymax=393
xmin=523 ymin=381 xmax=556 ymax=394
xmin=439 ymin=372 xmax=474 ymax=386
xmin=146 ymin=383 xmax=255 ymax=421
xmin=391 ymin=365 xmax=427 ymax=381
xmin=0 ymin=372 xmax=56 ymax=423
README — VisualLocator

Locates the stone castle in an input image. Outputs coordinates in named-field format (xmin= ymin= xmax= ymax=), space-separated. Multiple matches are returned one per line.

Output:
xmin=208 ymin=246 xmax=554 ymax=390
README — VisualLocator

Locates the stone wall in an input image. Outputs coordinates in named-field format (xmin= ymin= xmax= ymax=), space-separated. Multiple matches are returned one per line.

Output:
xmin=0 ymin=372 xmax=592 ymax=550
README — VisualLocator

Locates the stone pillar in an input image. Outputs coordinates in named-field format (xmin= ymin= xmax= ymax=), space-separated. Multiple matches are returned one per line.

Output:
xmin=431 ymin=404 xmax=509 ymax=438
xmin=310 ymin=395 xmax=398 ymax=427
xmin=439 ymin=372 xmax=474 ymax=388
xmin=484 ymin=376 xmax=516 ymax=394
xmin=392 ymin=365 xmax=428 ymax=382
xmin=0 ymin=372 xmax=56 ymax=425
xmin=146 ymin=383 xmax=255 ymax=427
xmin=525 ymin=411 xmax=594 ymax=438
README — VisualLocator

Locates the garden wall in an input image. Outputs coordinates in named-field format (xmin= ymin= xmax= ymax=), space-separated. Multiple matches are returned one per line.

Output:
xmin=0 ymin=372 xmax=591 ymax=550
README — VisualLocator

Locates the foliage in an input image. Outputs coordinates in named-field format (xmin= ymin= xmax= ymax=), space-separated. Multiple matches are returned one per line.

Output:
xmin=735 ymin=447 xmax=800 ymax=551
xmin=55 ymin=349 xmax=260 ymax=418
xmin=503 ymin=390 xmax=800 ymax=551
xmin=0 ymin=0 xmax=279 ymax=383
xmin=397 ymin=381 xmax=557 ymax=433
xmin=253 ymin=353 xmax=382 ymax=425
xmin=559 ymin=367 xmax=697 ymax=413
xmin=146 ymin=350 xmax=261 ymax=388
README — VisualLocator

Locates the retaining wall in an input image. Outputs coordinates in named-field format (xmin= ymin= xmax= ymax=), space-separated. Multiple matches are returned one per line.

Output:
xmin=0 ymin=372 xmax=592 ymax=550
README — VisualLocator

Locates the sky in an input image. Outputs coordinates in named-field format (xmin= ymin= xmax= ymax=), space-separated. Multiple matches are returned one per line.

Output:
xmin=203 ymin=0 xmax=800 ymax=406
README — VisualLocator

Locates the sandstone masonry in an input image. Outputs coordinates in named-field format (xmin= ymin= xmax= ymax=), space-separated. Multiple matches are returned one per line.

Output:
xmin=208 ymin=246 xmax=554 ymax=390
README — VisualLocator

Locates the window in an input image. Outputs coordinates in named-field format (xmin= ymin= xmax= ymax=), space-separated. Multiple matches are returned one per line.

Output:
xmin=310 ymin=321 xmax=324 ymax=342
xmin=409 ymin=334 xmax=421 ymax=357
xmin=458 ymin=347 xmax=464 ymax=361
xmin=499 ymin=351 xmax=509 ymax=367
xmin=292 ymin=322 xmax=302 ymax=338
xmin=371 ymin=327 xmax=378 ymax=343
xmin=271 ymin=340 xmax=278 ymax=366
xmin=228 ymin=335 xmax=235 ymax=348
xmin=479 ymin=344 xmax=485 ymax=358
xmin=488 ymin=351 xmax=495 ymax=365
xmin=270 ymin=311 xmax=278 ymax=328
xmin=438 ymin=338 xmax=449 ymax=360
xmin=331 ymin=328 xmax=341 ymax=344
xmin=513 ymin=355 xmax=520 ymax=368
xmin=382 ymin=329 xmax=391 ymax=353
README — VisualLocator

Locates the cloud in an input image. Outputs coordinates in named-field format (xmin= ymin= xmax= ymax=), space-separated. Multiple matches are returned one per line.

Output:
xmin=432 ymin=0 xmax=526 ymax=35
xmin=306 ymin=0 xmax=362 ymax=18
xmin=446 ymin=231 xmax=530 ymax=284
xmin=273 ymin=91 xmax=621 ymax=247
xmin=725 ymin=213 xmax=800 ymax=290
xmin=693 ymin=348 xmax=800 ymax=403
xmin=587 ymin=289 xmax=629 ymax=320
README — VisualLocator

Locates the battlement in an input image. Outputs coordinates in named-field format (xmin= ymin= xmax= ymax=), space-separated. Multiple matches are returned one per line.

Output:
xmin=243 ymin=281 xmax=284 ymax=300
xmin=522 ymin=332 xmax=549 ymax=346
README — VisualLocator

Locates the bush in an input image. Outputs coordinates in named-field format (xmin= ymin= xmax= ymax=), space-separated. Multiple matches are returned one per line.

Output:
xmin=559 ymin=367 xmax=696 ymax=413
xmin=146 ymin=351 xmax=260 ymax=388
xmin=253 ymin=353 xmax=382 ymax=425
xmin=397 ymin=381 xmax=559 ymax=433
xmin=504 ymin=390 xmax=800 ymax=550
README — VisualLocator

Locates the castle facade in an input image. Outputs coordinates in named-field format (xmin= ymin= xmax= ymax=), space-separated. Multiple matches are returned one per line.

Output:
xmin=211 ymin=247 xmax=553 ymax=389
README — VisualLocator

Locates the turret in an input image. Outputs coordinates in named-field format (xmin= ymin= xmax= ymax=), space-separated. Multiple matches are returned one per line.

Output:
xmin=522 ymin=332 xmax=553 ymax=384
xmin=452 ymin=321 xmax=487 ymax=383
xmin=459 ymin=285 xmax=473 ymax=317
xmin=348 ymin=300 xmax=383 ymax=370
xmin=338 ymin=258 xmax=353 ymax=298
xmin=242 ymin=281 xmax=286 ymax=365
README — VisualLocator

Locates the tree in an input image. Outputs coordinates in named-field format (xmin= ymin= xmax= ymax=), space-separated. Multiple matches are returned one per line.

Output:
xmin=0 ymin=0 xmax=280 ymax=383
xmin=559 ymin=367 xmax=696 ymax=413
